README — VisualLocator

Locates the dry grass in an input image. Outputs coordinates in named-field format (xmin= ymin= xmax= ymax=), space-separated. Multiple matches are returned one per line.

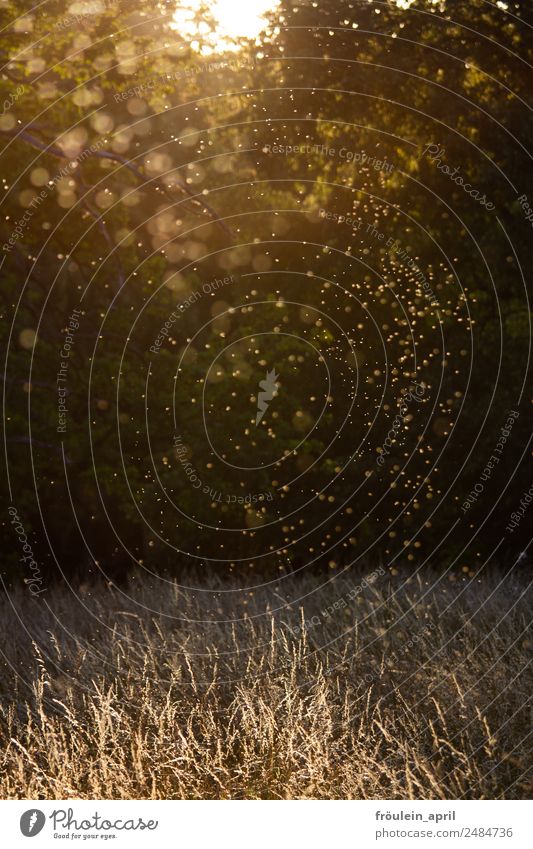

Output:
xmin=0 ymin=567 xmax=530 ymax=799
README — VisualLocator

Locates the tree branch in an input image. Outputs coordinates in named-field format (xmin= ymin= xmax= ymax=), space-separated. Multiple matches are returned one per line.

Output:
xmin=0 ymin=126 xmax=231 ymax=236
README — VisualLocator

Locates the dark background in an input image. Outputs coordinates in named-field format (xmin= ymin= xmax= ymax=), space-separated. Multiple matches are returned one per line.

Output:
xmin=1 ymin=0 xmax=531 ymax=586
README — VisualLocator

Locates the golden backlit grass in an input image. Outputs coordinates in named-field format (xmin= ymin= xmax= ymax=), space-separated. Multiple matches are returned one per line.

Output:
xmin=0 ymin=567 xmax=530 ymax=799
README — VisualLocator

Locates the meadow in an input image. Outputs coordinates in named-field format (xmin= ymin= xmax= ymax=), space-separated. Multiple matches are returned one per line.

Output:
xmin=0 ymin=567 xmax=530 ymax=799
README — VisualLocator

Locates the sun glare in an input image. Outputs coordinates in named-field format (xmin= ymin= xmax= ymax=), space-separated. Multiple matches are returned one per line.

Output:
xmin=172 ymin=0 xmax=278 ymax=53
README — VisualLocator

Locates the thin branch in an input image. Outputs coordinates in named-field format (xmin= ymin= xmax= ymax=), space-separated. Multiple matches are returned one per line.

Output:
xmin=77 ymin=173 xmax=125 ymax=297
xmin=7 ymin=435 xmax=72 ymax=462
xmin=0 ymin=126 xmax=231 ymax=235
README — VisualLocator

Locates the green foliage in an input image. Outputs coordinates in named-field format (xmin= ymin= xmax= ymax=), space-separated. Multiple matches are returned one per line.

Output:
xmin=1 ymin=1 xmax=531 ymax=581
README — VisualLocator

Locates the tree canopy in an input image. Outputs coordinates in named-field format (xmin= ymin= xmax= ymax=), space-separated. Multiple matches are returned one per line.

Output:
xmin=1 ymin=0 xmax=531 ymax=584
